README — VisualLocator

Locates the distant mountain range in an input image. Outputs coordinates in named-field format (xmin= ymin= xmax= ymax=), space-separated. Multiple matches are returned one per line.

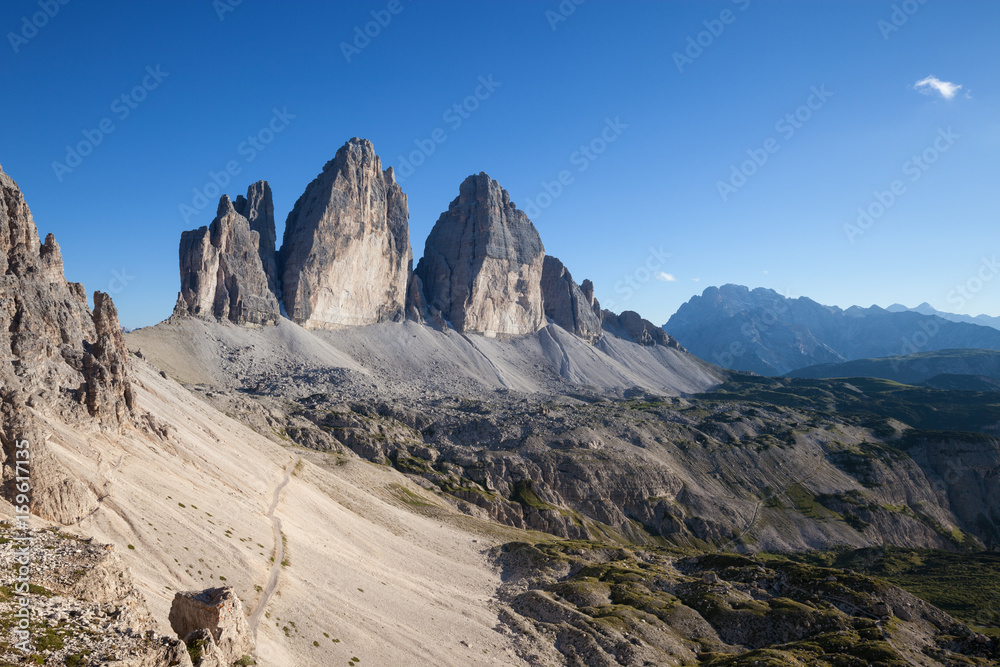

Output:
xmin=789 ymin=348 xmax=1000 ymax=391
xmin=886 ymin=302 xmax=1000 ymax=331
xmin=664 ymin=284 xmax=1000 ymax=375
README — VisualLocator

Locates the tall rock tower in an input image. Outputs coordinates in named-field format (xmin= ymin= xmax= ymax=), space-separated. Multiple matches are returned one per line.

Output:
xmin=279 ymin=138 xmax=412 ymax=329
xmin=415 ymin=173 xmax=545 ymax=337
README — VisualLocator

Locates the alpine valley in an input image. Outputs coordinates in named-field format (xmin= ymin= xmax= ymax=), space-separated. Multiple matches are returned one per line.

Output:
xmin=1 ymin=138 xmax=998 ymax=667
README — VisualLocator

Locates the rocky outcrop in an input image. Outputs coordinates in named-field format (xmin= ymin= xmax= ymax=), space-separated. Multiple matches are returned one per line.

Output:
xmin=603 ymin=310 xmax=683 ymax=349
xmin=580 ymin=279 xmax=602 ymax=321
xmin=279 ymin=138 xmax=411 ymax=329
xmin=174 ymin=194 xmax=281 ymax=326
xmin=169 ymin=587 xmax=255 ymax=666
xmin=85 ymin=291 xmax=136 ymax=424
xmin=0 ymin=525 xmax=193 ymax=666
xmin=233 ymin=180 xmax=279 ymax=296
xmin=540 ymin=256 xmax=602 ymax=343
xmin=0 ymin=162 xmax=135 ymax=523
xmin=416 ymin=173 xmax=545 ymax=337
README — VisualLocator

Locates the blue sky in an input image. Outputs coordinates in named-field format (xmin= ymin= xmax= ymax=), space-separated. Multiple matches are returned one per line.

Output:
xmin=1 ymin=0 xmax=998 ymax=329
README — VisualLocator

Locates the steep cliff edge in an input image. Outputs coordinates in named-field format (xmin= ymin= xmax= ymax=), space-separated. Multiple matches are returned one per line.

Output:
xmin=279 ymin=138 xmax=411 ymax=329
xmin=0 ymin=164 xmax=134 ymax=524
xmin=415 ymin=173 xmax=545 ymax=337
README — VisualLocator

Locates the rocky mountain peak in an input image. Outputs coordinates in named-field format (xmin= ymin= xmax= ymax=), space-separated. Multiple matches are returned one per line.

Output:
xmin=233 ymin=180 xmax=279 ymax=295
xmin=1 ymin=163 xmax=135 ymax=523
xmin=279 ymin=138 xmax=411 ymax=329
xmin=540 ymin=255 xmax=602 ymax=343
xmin=414 ymin=172 xmax=545 ymax=336
xmin=174 ymin=188 xmax=281 ymax=326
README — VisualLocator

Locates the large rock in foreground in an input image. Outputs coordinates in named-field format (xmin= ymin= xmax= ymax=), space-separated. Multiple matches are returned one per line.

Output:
xmin=541 ymin=256 xmax=602 ymax=343
xmin=416 ymin=173 xmax=545 ymax=337
xmin=279 ymin=138 xmax=411 ymax=329
xmin=174 ymin=193 xmax=281 ymax=326
xmin=169 ymin=587 xmax=255 ymax=666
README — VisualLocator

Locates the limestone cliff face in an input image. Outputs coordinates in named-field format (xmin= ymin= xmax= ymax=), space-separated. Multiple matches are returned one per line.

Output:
xmin=233 ymin=180 xmax=279 ymax=297
xmin=540 ymin=256 xmax=602 ymax=343
xmin=279 ymin=138 xmax=411 ymax=329
xmin=0 ymin=163 xmax=134 ymax=523
xmin=415 ymin=173 xmax=545 ymax=337
xmin=174 ymin=193 xmax=281 ymax=326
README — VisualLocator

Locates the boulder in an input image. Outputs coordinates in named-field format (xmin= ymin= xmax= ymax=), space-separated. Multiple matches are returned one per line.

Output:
xmin=416 ymin=173 xmax=545 ymax=337
xmin=168 ymin=587 xmax=255 ymax=666
xmin=279 ymin=138 xmax=411 ymax=329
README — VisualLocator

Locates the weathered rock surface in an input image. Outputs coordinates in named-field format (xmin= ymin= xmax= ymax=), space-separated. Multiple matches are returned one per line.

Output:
xmin=0 ymin=162 xmax=134 ymax=523
xmin=0 ymin=525 xmax=192 ymax=666
xmin=416 ymin=173 xmax=545 ymax=337
xmin=86 ymin=291 xmax=137 ymax=423
xmin=496 ymin=541 xmax=998 ymax=667
xmin=279 ymin=138 xmax=411 ymax=329
xmin=233 ymin=180 xmax=280 ymax=296
xmin=540 ymin=255 xmax=602 ymax=343
xmin=169 ymin=587 xmax=255 ymax=666
xmin=174 ymin=194 xmax=281 ymax=326
xmin=604 ymin=309 xmax=683 ymax=349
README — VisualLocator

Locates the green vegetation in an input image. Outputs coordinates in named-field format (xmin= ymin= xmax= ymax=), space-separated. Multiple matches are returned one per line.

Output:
xmin=501 ymin=539 xmax=997 ymax=666
xmin=699 ymin=374 xmax=1000 ymax=436
xmin=788 ymin=546 xmax=1000 ymax=631
xmin=511 ymin=480 xmax=555 ymax=511
xmin=64 ymin=651 xmax=91 ymax=666
xmin=783 ymin=482 xmax=840 ymax=520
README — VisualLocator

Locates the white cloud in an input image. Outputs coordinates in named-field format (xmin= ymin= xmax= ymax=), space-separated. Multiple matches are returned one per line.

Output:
xmin=690 ymin=277 xmax=701 ymax=282
xmin=914 ymin=75 xmax=964 ymax=100
xmin=655 ymin=272 xmax=677 ymax=282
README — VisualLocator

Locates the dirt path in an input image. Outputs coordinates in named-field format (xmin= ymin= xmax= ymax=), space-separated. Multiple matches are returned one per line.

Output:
xmin=249 ymin=458 xmax=296 ymax=635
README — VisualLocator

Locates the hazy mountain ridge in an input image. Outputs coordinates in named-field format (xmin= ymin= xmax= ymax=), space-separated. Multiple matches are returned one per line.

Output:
xmin=789 ymin=348 xmax=1000 ymax=389
xmin=664 ymin=284 xmax=1000 ymax=375
xmin=887 ymin=301 xmax=1000 ymax=330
